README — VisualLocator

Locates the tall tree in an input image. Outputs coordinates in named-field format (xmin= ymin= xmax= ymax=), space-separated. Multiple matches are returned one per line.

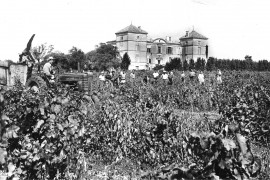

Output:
xmin=67 ymin=47 xmax=85 ymax=70
xmin=195 ymin=58 xmax=202 ymax=70
xmin=86 ymin=44 xmax=121 ymax=71
xmin=31 ymin=43 xmax=54 ymax=62
xmin=121 ymin=52 xmax=131 ymax=70
xmin=164 ymin=58 xmax=181 ymax=71
xmin=206 ymin=57 xmax=216 ymax=71
xmin=189 ymin=59 xmax=195 ymax=70
xmin=183 ymin=59 xmax=189 ymax=71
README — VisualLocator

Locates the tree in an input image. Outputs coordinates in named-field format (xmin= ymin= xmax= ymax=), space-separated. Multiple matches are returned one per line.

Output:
xmin=164 ymin=58 xmax=181 ymax=71
xmin=206 ymin=57 xmax=216 ymax=71
xmin=121 ymin=53 xmax=131 ymax=70
xmin=67 ymin=47 xmax=85 ymax=70
xmin=195 ymin=58 xmax=202 ymax=70
xmin=45 ymin=51 xmax=69 ymax=71
xmin=86 ymin=44 xmax=121 ymax=71
xmin=31 ymin=43 xmax=54 ymax=62
xmin=189 ymin=59 xmax=195 ymax=70
xmin=183 ymin=59 xmax=189 ymax=71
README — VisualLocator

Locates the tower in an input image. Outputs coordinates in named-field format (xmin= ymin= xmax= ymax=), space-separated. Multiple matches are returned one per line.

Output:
xmin=115 ymin=24 xmax=148 ymax=70
xmin=180 ymin=30 xmax=208 ymax=62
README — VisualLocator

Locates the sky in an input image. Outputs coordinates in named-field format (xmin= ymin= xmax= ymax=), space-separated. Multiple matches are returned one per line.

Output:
xmin=0 ymin=0 xmax=270 ymax=61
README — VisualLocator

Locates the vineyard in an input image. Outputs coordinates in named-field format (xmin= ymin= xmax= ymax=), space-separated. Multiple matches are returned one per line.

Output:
xmin=0 ymin=70 xmax=270 ymax=180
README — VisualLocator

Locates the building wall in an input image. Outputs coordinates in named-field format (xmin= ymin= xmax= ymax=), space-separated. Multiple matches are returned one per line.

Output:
xmin=113 ymin=28 xmax=208 ymax=69
xmin=116 ymin=33 xmax=148 ymax=70
xmin=146 ymin=38 xmax=182 ymax=68
xmin=181 ymin=38 xmax=208 ymax=61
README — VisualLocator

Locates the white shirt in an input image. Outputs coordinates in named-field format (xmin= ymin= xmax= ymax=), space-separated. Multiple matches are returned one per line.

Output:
xmin=162 ymin=74 xmax=168 ymax=80
xmin=43 ymin=62 xmax=52 ymax=76
xmin=120 ymin=72 xmax=126 ymax=80
xmin=130 ymin=73 xmax=135 ymax=79
xmin=153 ymin=72 xmax=159 ymax=78
xmin=198 ymin=73 xmax=205 ymax=83
xmin=99 ymin=74 xmax=105 ymax=81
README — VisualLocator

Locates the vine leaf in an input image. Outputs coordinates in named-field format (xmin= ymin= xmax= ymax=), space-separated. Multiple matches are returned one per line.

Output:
xmin=222 ymin=138 xmax=236 ymax=151
xmin=0 ymin=147 xmax=7 ymax=164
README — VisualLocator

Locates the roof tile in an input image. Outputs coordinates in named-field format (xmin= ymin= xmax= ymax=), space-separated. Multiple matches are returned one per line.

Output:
xmin=116 ymin=24 xmax=148 ymax=34
xmin=180 ymin=30 xmax=208 ymax=40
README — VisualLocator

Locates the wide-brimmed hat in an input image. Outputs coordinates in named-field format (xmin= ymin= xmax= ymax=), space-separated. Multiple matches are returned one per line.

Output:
xmin=48 ymin=56 xmax=54 ymax=61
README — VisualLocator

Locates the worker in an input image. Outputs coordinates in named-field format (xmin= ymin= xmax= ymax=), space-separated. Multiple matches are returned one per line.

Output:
xmin=198 ymin=71 xmax=205 ymax=85
xmin=162 ymin=71 xmax=169 ymax=84
xmin=181 ymin=71 xmax=185 ymax=82
xmin=153 ymin=70 xmax=159 ymax=83
xmin=189 ymin=69 xmax=196 ymax=81
xmin=43 ymin=56 xmax=55 ymax=81
xmin=217 ymin=69 xmax=222 ymax=84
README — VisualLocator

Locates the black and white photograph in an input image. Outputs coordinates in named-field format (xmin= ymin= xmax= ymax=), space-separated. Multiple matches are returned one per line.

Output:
xmin=0 ymin=0 xmax=269 ymax=179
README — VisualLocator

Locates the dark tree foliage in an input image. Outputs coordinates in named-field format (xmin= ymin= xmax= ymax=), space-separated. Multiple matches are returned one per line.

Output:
xmin=189 ymin=59 xmax=195 ymax=70
xmin=206 ymin=57 xmax=216 ymax=71
xmin=121 ymin=52 xmax=131 ymax=70
xmin=45 ymin=52 xmax=69 ymax=70
xmin=164 ymin=58 xmax=182 ymax=71
xmin=183 ymin=59 xmax=189 ymax=71
xmin=86 ymin=44 xmax=121 ymax=71
xmin=205 ymin=55 xmax=270 ymax=71
xmin=67 ymin=47 xmax=85 ymax=70
xmin=153 ymin=64 xmax=164 ymax=71
xmin=195 ymin=58 xmax=206 ymax=71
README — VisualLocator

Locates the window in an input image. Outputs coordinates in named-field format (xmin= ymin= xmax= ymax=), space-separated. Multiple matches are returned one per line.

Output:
xmin=137 ymin=36 xmax=139 ymax=40
xmin=198 ymin=41 xmax=201 ymax=46
xmin=149 ymin=59 xmax=151 ymax=63
xmin=169 ymin=37 xmax=171 ymax=41
xmin=120 ymin=36 xmax=123 ymax=46
xmin=136 ymin=44 xmax=139 ymax=51
xmin=198 ymin=47 xmax=201 ymax=55
xmin=158 ymin=46 xmax=161 ymax=54
xmin=158 ymin=60 xmax=160 ymax=65
xmin=147 ymin=48 xmax=151 ymax=53
xmin=136 ymin=66 xmax=139 ymax=70
xmin=167 ymin=47 xmax=172 ymax=54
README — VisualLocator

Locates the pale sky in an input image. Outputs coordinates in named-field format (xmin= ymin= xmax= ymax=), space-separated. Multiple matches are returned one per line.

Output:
xmin=0 ymin=0 xmax=269 ymax=61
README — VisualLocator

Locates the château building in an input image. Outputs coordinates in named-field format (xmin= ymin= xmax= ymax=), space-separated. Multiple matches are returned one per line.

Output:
xmin=107 ymin=24 xmax=208 ymax=70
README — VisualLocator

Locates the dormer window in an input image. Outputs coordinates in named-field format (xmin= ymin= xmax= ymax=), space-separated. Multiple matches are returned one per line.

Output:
xmin=158 ymin=46 xmax=161 ymax=54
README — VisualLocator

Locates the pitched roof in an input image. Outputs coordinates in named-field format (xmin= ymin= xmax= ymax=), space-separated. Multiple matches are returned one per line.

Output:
xmin=180 ymin=30 xmax=208 ymax=40
xmin=116 ymin=24 xmax=148 ymax=35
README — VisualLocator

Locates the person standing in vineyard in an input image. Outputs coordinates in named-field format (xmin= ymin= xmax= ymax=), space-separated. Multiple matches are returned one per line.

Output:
xmin=189 ymin=69 xmax=196 ymax=81
xmin=153 ymin=70 xmax=159 ymax=84
xmin=168 ymin=71 xmax=173 ymax=85
xmin=43 ymin=57 xmax=55 ymax=81
xmin=142 ymin=75 xmax=150 ymax=85
xmin=162 ymin=71 xmax=169 ymax=84
xmin=217 ymin=69 xmax=222 ymax=84
xmin=111 ymin=71 xmax=119 ymax=87
xmin=120 ymin=70 xmax=126 ymax=84
xmin=130 ymin=70 xmax=136 ymax=86
xmin=98 ymin=71 xmax=106 ymax=88
xmin=181 ymin=71 xmax=185 ymax=82
xmin=198 ymin=71 xmax=205 ymax=85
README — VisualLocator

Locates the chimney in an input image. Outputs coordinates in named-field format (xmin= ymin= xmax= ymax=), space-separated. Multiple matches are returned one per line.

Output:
xmin=185 ymin=31 xmax=189 ymax=37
